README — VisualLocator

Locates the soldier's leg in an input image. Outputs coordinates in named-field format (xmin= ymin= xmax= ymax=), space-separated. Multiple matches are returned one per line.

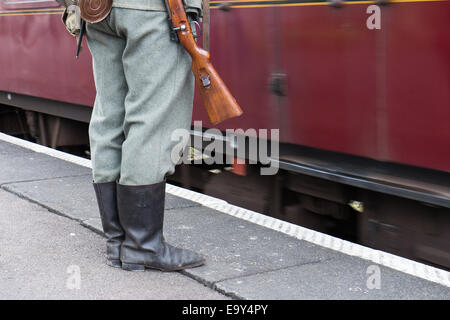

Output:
xmin=111 ymin=8 xmax=204 ymax=271
xmin=86 ymin=18 xmax=127 ymax=267
xmin=86 ymin=19 xmax=127 ymax=184
xmin=118 ymin=10 xmax=194 ymax=185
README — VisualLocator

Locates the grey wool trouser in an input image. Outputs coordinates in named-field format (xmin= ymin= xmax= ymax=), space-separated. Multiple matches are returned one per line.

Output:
xmin=86 ymin=8 xmax=194 ymax=185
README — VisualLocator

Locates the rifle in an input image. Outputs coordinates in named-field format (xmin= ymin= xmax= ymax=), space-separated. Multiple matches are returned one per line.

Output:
xmin=164 ymin=0 xmax=243 ymax=125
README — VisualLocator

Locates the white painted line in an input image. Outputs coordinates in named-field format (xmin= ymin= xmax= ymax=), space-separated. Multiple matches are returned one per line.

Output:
xmin=0 ymin=132 xmax=448 ymax=288
xmin=0 ymin=132 xmax=92 ymax=168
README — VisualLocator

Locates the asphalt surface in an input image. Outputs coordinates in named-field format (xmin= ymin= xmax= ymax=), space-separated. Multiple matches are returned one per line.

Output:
xmin=0 ymin=189 xmax=228 ymax=300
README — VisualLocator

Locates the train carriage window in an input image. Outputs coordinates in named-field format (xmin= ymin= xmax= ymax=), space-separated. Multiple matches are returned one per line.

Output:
xmin=1 ymin=0 xmax=60 ymax=10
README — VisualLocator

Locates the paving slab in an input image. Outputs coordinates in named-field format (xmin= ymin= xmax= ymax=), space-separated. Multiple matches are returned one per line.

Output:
xmin=0 ymin=141 xmax=35 ymax=155
xmin=13 ymin=181 xmax=337 ymax=287
xmin=214 ymin=254 xmax=450 ymax=300
xmin=163 ymin=206 xmax=339 ymax=285
xmin=0 ymin=151 xmax=90 ymax=184
xmin=3 ymin=175 xmax=201 ymax=223
xmin=0 ymin=189 xmax=228 ymax=300
xmin=3 ymin=175 xmax=99 ymax=221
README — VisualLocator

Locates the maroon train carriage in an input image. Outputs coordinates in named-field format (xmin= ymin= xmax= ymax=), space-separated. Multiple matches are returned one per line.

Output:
xmin=0 ymin=0 xmax=449 ymax=269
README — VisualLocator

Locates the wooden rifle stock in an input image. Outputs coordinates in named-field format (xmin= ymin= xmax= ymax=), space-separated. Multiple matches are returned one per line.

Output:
xmin=166 ymin=0 xmax=243 ymax=125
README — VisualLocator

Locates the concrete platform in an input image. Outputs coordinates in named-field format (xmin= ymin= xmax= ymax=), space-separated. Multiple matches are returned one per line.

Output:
xmin=0 ymin=134 xmax=449 ymax=300
xmin=0 ymin=189 xmax=227 ymax=300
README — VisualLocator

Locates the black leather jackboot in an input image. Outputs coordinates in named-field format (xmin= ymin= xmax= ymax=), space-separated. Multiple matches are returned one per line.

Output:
xmin=93 ymin=181 xmax=125 ymax=268
xmin=116 ymin=181 xmax=205 ymax=272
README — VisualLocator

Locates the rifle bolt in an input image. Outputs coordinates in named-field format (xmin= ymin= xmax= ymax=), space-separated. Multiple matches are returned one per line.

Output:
xmin=173 ymin=24 xmax=187 ymax=31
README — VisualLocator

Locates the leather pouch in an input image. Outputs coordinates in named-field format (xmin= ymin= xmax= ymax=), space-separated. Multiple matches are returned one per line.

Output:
xmin=79 ymin=0 xmax=113 ymax=23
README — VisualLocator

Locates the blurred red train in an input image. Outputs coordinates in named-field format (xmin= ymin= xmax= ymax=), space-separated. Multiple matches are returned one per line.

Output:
xmin=1 ymin=0 xmax=449 ymax=268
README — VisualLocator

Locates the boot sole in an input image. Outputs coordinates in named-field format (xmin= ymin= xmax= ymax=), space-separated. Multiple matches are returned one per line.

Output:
xmin=121 ymin=263 xmax=145 ymax=272
xmin=121 ymin=260 xmax=205 ymax=272
xmin=107 ymin=259 xmax=122 ymax=268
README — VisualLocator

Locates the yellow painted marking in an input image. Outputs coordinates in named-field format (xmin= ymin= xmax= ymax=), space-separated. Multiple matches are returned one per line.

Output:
xmin=210 ymin=0 xmax=445 ymax=2
xmin=210 ymin=0 xmax=447 ymax=8
xmin=0 ymin=8 xmax=63 ymax=13
xmin=0 ymin=0 xmax=446 ymax=15
xmin=0 ymin=12 xmax=63 ymax=16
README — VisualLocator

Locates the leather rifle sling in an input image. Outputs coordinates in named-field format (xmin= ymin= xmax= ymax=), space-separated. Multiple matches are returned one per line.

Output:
xmin=202 ymin=0 xmax=210 ymax=51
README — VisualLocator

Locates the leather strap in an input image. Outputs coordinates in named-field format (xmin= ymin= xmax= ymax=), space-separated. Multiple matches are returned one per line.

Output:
xmin=202 ymin=0 xmax=210 ymax=51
